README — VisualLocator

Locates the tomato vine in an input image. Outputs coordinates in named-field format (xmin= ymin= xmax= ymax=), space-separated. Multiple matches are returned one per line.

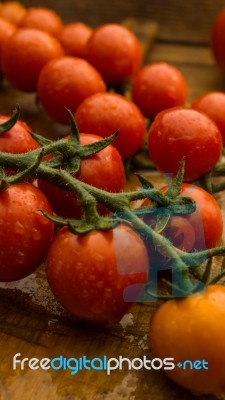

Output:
xmin=0 ymin=106 xmax=225 ymax=297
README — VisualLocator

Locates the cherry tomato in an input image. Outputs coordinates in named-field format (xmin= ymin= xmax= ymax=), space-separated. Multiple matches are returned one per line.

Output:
xmin=1 ymin=28 xmax=64 ymax=92
xmin=19 ymin=7 xmax=63 ymax=38
xmin=38 ymin=133 xmax=125 ymax=218
xmin=0 ymin=114 xmax=39 ymax=178
xmin=85 ymin=23 xmax=142 ymax=85
xmin=211 ymin=8 xmax=225 ymax=71
xmin=142 ymin=183 xmax=223 ymax=253
xmin=0 ymin=17 xmax=16 ymax=75
xmin=131 ymin=62 xmax=187 ymax=119
xmin=0 ymin=183 xmax=54 ymax=282
xmin=148 ymin=108 xmax=222 ymax=181
xmin=150 ymin=285 xmax=225 ymax=395
xmin=0 ymin=1 xmax=26 ymax=26
xmin=58 ymin=22 xmax=93 ymax=58
xmin=37 ymin=56 xmax=106 ymax=124
xmin=74 ymin=93 xmax=146 ymax=159
xmin=47 ymin=224 xmax=149 ymax=324
xmin=191 ymin=92 xmax=225 ymax=144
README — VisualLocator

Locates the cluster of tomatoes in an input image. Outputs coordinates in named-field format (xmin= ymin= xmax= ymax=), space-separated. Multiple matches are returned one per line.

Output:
xmin=2 ymin=1 xmax=225 ymax=396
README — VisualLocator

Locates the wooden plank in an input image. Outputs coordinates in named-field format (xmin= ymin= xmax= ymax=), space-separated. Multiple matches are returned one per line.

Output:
xmin=148 ymin=43 xmax=215 ymax=65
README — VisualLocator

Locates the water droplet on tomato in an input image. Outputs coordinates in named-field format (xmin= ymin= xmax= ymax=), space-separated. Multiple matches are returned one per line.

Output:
xmin=14 ymin=221 xmax=25 ymax=234
xmin=39 ymin=217 xmax=50 ymax=225
xmin=35 ymin=210 xmax=50 ymax=225
xmin=32 ymin=228 xmax=41 ymax=241
xmin=15 ymin=251 xmax=25 ymax=264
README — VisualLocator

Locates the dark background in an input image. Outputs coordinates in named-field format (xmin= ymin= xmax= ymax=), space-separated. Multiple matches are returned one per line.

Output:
xmin=4 ymin=0 xmax=225 ymax=43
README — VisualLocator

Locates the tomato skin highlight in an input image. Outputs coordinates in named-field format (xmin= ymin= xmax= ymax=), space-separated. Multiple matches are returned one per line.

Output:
xmin=47 ymin=225 xmax=149 ymax=324
xmin=132 ymin=62 xmax=187 ymax=119
xmin=75 ymin=93 xmax=146 ymax=159
xmin=0 ymin=183 xmax=54 ymax=282
xmin=150 ymin=285 xmax=225 ymax=395
xmin=38 ymin=133 xmax=125 ymax=218
xmin=148 ymin=107 xmax=223 ymax=181
xmin=85 ymin=23 xmax=142 ymax=85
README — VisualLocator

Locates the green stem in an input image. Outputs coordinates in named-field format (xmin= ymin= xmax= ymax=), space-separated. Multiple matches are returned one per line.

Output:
xmin=0 ymin=105 xmax=20 ymax=134
xmin=189 ymin=266 xmax=203 ymax=281
xmin=208 ymin=269 xmax=225 ymax=285
xmin=120 ymin=209 xmax=194 ymax=294
xmin=145 ymin=288 xmax=175 ymax=300
xmin=180 ymin=245 xmax=225 ymax=266
xmin=201 ymin=258 xmax=213 ymax=284
xmin=0 ymin=148 xmax=218 ymax=267
xmin=161 ymin=278 xmax=191 ymax=297
xmin=0 ymin=135 xmax=224 ymax=295
xmin=39 ymin=166 xmax=100 ymax=224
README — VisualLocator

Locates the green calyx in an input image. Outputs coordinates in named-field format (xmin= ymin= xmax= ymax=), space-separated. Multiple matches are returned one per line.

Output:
xmin=0 ymin=105 xmax=20 ymax=135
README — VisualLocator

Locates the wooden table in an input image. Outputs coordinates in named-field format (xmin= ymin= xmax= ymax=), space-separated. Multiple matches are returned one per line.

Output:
xmin=0 ymin=1 xmax=225 ymax=399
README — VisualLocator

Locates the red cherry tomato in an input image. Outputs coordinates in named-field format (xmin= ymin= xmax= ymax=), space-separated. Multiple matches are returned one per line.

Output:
xmin=0 ymin=1 xmax=26 ymax=26
xmin=142 ymin=183 xmax=223 ymax=252
xmin=1 ymin=28 xmax=64 ymax=92
xmin=191 ymin=91 xmax=225 ymax=144
xmin=85 ymin=23 xmax=142 ymax=85
xmin=47 ymin=224 xmax=149 ymax=324
xmin=131 ymin=62 xmax=187 ymax=119
xmin=150 ymin=285 xmax=225 ymax=395
xmin=148 ymin=108 xmax=222 ymax=181
xmin=38 ymin=133 xmax=125 ymax=218
xmin=0 ymin=183 xmax=54 ymax=282
xmin=19 ymin=6 xmax=63 ymax=38
xmin=58 ymin=22 xmax=93 ymax=58
xmin=74 ymin=93 xmax=146 ymax=159
xmin=211 ymin=8 xmax=225 ymax=71
xmin=37 ymin=56 xmax=106 ymax=124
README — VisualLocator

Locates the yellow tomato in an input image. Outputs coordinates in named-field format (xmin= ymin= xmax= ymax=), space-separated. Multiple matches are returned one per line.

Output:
xmin=150 ymin=285 xmax=225 ymax=395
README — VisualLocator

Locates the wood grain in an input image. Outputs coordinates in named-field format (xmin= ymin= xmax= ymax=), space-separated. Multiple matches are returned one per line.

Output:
xmin=10 ymin=0 xmax=225 ymax=42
